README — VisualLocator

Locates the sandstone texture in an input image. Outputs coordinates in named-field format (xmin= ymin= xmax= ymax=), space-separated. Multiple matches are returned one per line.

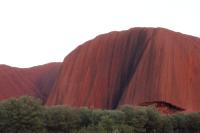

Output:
xmin=0 ymin=63 xmax=61 ymax=102
xmin=1 ymin=27 xmax=200 ymax=113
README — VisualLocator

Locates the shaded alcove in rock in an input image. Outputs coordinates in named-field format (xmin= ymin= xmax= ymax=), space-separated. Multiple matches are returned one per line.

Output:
xmin=140 ymin=101 xmax=185 ymax=114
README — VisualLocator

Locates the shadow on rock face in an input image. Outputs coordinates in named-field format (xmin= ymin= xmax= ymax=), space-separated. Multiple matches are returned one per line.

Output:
xmin=140 ymin=101 xmax=185 ymax=114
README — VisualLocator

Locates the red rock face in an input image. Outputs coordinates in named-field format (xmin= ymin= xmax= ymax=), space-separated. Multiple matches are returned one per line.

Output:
xmin=0 ymin=63 xmax=61 ymax=102
xmin=47 ymin=28 xmax=200 ymax=112
xmin=119 ymin=28 xmax=200 ymax=112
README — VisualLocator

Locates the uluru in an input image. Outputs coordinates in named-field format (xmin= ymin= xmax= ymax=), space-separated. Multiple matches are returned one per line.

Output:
xmin=47 ymin=27 xmax=200 ymax=113
xmin=1 ymin=27 xmax=200 ymax=113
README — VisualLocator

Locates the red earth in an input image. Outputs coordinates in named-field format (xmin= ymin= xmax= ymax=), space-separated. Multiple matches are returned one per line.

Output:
xmin=47 ymin=27 xmax=200 ymax=112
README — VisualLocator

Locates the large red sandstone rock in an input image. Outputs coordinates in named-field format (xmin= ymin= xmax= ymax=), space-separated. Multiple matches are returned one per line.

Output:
xmin=47 ymin=28 xmax=200 ymax=112
xmin=0 ymin=63 xmax=61 ymax=102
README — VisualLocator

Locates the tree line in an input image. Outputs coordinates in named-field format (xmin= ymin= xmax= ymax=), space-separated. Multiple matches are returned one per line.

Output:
xmin=0 ymin=96 xmax=200 ymax=133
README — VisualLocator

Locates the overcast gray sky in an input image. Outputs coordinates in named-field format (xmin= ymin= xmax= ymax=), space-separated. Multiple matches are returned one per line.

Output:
xmin=0 ymin=0 xmax=199 ymax=68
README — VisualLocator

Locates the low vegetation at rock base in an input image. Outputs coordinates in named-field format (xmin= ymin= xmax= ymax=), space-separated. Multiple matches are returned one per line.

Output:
xmin=0 ymin=96 xmax=200 ymax=133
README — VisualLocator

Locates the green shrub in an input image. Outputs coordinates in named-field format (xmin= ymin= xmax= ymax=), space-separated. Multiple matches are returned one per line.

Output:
xmin=0 ymin=96 xmax=200 ymax=133
xmin=79 ymin=107 xmax=92 ymax=128
xmin=184 ymin=112 xmax=200 ymax=131
xmin=145 ymin=107 xmax=162 ymax=132
xmin=118 ymin=124 xmax=134 ymax=133
xmin=90 ymin=109 xmax=104 ymax=126
xmin=0 ymin=96 xmax=46 ymax=133
xmin=121 ymin=106 xmax=148 ymax=133
xmin=158 ymin=115 xmax=174 ymax=133
xmin=77 ymin=125 xmax=107 ymax=133
xmin=45 ymin=106 xmax=80 ymax=133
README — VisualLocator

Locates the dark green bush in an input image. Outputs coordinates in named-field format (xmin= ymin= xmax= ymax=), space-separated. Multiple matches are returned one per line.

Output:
xmin=45 ymin=106 xmax=81 ymax=133
xmin=0 ymin=96 xmax=46 ymax=133
xmin=79 ymin=107 xmax=92 ymax=128
xmin=184 ymin=112 xmax=200 ymax=132
xmin=0 ymin=96 xmax=200 ymax=133
xmin=77 ymin=124 xmax=107 ymax=133
xmin=145 ymin=107 xmax=162 ymax=133
xmin=121 ymin=106 xmax=148 ymax=133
